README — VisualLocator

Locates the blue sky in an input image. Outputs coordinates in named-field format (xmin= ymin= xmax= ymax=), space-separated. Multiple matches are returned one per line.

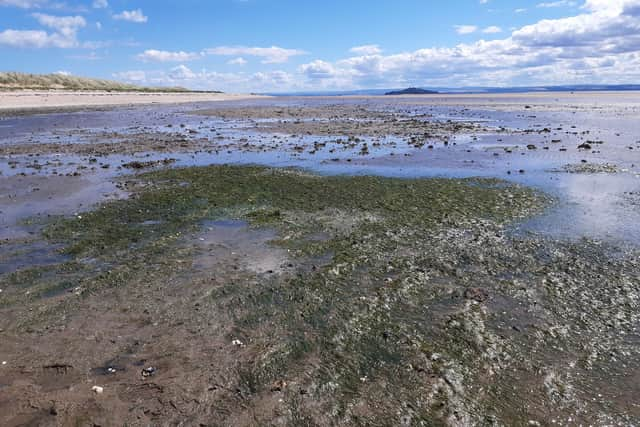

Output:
xmin=1 ymin=0 xmax=640 ymax=92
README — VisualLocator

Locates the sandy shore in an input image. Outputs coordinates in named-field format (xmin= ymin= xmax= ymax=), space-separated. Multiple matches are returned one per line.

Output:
xmin=0 ymin=90 xmax=264 ymax=111
xmin=2 ymin=96 xmax=640 ymax=425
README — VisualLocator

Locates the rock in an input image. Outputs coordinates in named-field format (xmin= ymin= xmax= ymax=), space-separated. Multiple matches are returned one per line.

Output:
xmin=92 ymin=385 xmax=104 ymax=394
xmin=464 ymin=287 xmax=489 ymax=302
xmin=527 ymin=144 xmax=537 ymax=150
xmin=577 ymin=143 xmax=592 ymax=150
xmin=270 ymin=380 xmax=287 ymax=392
xmin=141 ymin=367 xmax=156 ymax=378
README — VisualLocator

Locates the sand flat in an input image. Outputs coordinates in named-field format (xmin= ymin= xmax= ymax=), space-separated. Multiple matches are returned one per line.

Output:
xmin=0 ymin=90 xmax=264 ymax=111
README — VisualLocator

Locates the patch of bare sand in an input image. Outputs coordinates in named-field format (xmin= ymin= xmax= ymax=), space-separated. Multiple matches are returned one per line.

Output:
xmin=0 ymin=90 xmax=266 ymax=112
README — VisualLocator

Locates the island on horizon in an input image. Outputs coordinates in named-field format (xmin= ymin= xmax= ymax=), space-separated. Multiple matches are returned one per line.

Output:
xmin=385 ymin=87 xmax=439 ymax=95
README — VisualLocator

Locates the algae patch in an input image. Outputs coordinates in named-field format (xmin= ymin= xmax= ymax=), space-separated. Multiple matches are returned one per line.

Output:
xmin=12 ymin=166 xmax=640 ymax=425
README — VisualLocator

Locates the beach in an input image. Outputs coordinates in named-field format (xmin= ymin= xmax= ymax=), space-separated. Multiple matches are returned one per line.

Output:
xmin=0 ymin=90 xmax=263 ymax=112
xmin=1 ymin=93 xmax=639 ymax=425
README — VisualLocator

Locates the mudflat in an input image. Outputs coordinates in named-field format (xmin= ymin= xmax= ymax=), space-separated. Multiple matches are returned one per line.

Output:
xmin=1 ymin=93 xmax=639 ymax=425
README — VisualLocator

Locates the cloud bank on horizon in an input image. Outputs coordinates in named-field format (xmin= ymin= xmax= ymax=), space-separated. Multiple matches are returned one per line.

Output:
xmin=1 ymin=0 xmax=640 ymax=92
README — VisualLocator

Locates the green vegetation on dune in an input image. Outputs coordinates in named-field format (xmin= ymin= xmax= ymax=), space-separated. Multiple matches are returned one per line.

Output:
xmin=0 ymin=71 xmax=221 ymax=92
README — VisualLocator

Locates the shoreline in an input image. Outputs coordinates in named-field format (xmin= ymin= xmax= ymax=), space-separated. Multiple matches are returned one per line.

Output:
xmin=0 ymin=90 xmax=266 ymax=113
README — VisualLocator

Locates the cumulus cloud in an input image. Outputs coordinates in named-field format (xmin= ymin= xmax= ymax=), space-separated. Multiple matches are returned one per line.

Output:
xmin=113 ymin=0 xmax=640 ymax=92
xmin=114 ymin=64 xmax=297 ymax=92
xmin=482 ymin=26 xmax=502 ymax=33
xmin=0 ymin=13 xmax=85 ymax=48
xmin=349 ymin=44 xmax=382 ymax=55
xmin=454 ymin=25 xmax=478 ymax=34
xmin=113 ymin=9 xmax=147 ymax=23
xmin=136 ymin=49 xmax=201 ymax=62
xmin=0 ymin=0 xmax=47 ymax=8
xmin=537 ymin=1 xmax=578 ymax=7
xmin=297 ymin=0 xmax=640 ymax=89
xmin=204 ymin=45 xmax=305 ymax=63
xmin=228 ymin=57 xmax=247 ymax=65
xmin=113 ymin=69 xmax=147 ymax=82
xmin=32 ymin=13 xmax=85 ymax=32
xmin=0 ymin=29 xmax=65 ymax=47
xmin=299 ymin=60 xmax=337 ymax=79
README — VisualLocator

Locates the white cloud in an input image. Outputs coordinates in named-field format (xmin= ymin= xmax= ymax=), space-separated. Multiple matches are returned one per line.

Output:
xmin=113 ymin=69 xmax=147 ymax=82
xmin=349 ymin=44 xmax=382 ymax=55
xmin=299 ymin=60 xmax=337 ymax=79
xmin=113 ymin=9 xmax=147 ymax=23
xmin=111 ymin=0 xmax=640 ymax=92
xmin=295 ymin=0 xmax=640 ymax=89
xmin=168 ymin=64 xmax=196 ymax=80
xmin=228 ymin=57 xmax=247 ymax=65
xmin=0 ymin=29 xmax=63 ymax=47
xmin=0 ymin=0 xmax=47 ymax=8
xmin=134 ymin=45 xmax=305 ymax=64
xmin=92 ymin=0 xmax=107 ymax=8
xmin=113 ymin=65 xmax=298 ymax=92
xmin=136 ymin=49 xmax=201 ymax=62
xmin=537 ymin=1 xmax=577 ymax=7
xmin=32 ymin=13 xmax=85 ymax=32
xmin=483 ymin=26 xmax=502 ymax=33
xmin=454 ymin=25 xmax=478 ymax=34
xmin=0 ymin=13 xmax=85 ymax=48
xmin=204 ymin=45 xmax=305 ymax=63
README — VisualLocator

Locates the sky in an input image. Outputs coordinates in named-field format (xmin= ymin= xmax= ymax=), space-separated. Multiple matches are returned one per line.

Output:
xmin=1 ymin=0 xmax=640 ymax=92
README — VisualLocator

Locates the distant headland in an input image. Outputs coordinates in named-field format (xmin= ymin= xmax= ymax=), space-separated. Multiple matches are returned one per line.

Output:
xmin=384 ymin=87 xmax=439 ymax=95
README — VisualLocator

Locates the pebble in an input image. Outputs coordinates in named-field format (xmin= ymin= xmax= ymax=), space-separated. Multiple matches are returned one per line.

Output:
xmin=92 ymin=385 xmax=104 ymax=394
xmin=141 ymin=367 xmax=156 ymax=377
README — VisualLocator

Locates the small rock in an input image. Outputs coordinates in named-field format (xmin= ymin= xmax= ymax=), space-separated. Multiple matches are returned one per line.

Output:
xmin=141 ymin=367 xmax=156 ymax=378
xmin=92 ymin=385 xmax=104 ymax=394
xmin=270 ymin=380 xmax=287 ymax=392
xmin=464 ymin=287 xmax=489 ymax=302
